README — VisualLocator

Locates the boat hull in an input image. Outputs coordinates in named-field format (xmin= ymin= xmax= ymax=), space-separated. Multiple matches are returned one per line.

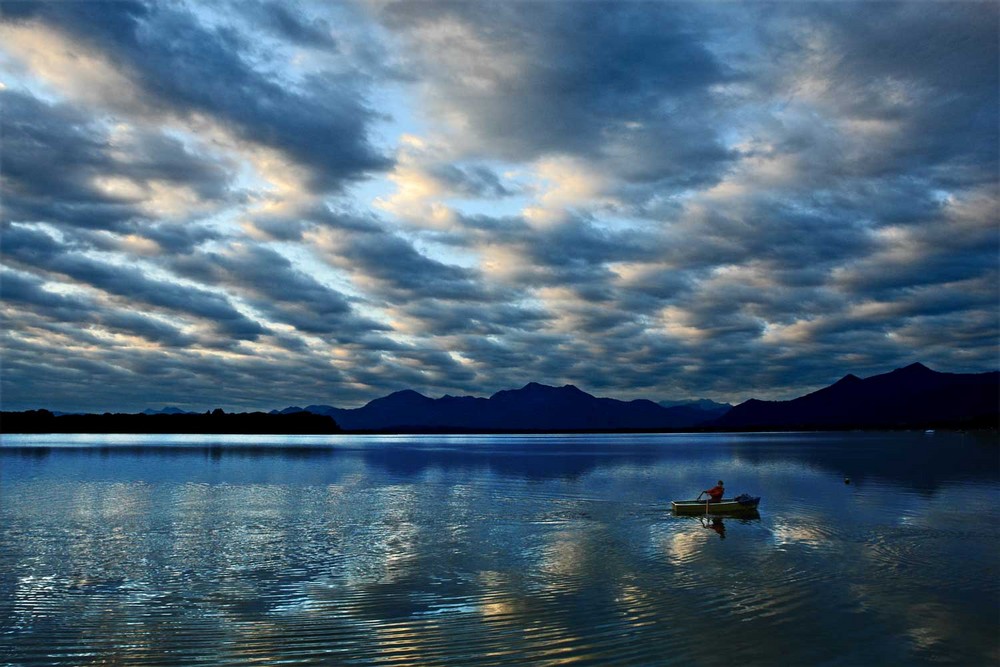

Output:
xmin=672 ymin=498 xmax=760 ymax=515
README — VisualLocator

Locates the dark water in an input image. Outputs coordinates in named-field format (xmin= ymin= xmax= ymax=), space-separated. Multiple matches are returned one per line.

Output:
xmin=1 ymin=432 xmax=997 ymax=665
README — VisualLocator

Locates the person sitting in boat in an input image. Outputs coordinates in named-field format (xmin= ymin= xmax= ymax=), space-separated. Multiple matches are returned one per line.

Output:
xmin=702 ymin=480 xmax=725 ymax=502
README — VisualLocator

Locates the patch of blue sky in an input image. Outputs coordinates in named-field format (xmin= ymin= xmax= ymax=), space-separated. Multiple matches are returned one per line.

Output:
xmin=366 ymin=81 xmax=424 ymax=153
xmin=184 ymin=207 xmax=252 ymax=246
xmin=0 ymin=67 xmax=64 ymax=105
xmin=271 ymin=240 xmax=366 ymax=302
xmin=587 ymin=210 xmax=665 ymax=234
xmin=348 ymin=175 xmax=397 ymax=210
xmin=405 ymin=234 xmax=480 ymax=271
xmin=444 ymin=195 xmax=531 ymax=221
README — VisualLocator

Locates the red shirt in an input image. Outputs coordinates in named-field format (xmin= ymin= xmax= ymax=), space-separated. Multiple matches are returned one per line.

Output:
xmin=705 ymin=485 xmax=724 ymax=500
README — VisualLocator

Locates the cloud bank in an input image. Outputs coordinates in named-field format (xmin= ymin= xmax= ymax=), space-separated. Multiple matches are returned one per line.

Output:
xmin=1 ymin=0 xmax=997 ymax=412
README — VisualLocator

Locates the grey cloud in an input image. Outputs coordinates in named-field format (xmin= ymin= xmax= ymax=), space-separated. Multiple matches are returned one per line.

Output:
xmin=1 ymin=90 xmax=235 ymax=231
xmin=65 ymin=224 xmax=220 ymax=259
xmin=2 ymin=90 xmax=140 ymax=229
xmin=1 ymin=269 xmax=194 ymax=347
xmin=253 ymin=1 xmax=338 ymax=50
xmin=464 ymin=214 xmax=662 ymax=295
xmin=98 ymin=311 xmax=195 ymax=347
xmin=534 ymin=218 xmax=658 ymax=270
xmin=142 ymin=223 xmax=222 ymax=255
xmin=2 ymin=224 xmax=265 ymax=340
xmin=753 ymin=3 xmax=998 ymax=181
xmin=2 ymin=1 xmax=390 ymax=192
xmin=246 ymin=204 xmax=382 ymax=243
xmin=168 ymin=243 xmax=387 ymax=338
xmin=2 ymin=269 xmax=92 ymax=320
xmin=666 ymin=202 xmax=878 ymax=275
xmin=398 ymin=300 xmax=550 ymax=337
xmin=246 ymin=218 xmax=316 ymax=243
xmin=427 ymin=163 xmax=514 ymax=199
xmin=336 ymin=228 xmax=487 ymax=302
xmin=835 ymin=207 xmax=999 ymax=297
xmin=348 ymin=345 xmax=479 ymax=393
xmin=377 ymin=1 xmax=734 ymax=186
xmin=2 ymin=2 xmax=996 ymax=411
xmin=0 ymin=329 xmax=363 ymax=412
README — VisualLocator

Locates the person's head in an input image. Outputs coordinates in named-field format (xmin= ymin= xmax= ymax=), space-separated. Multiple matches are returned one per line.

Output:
xmin=718 ymin=480 xmax=724 ymax=486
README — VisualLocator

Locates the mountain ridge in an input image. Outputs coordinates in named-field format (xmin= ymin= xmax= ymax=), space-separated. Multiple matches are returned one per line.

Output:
xmin=274 ymin=382 xmax=730 ymax=432
xmin=269 ymin=364 xmax=997 ymax=432
xmin=714 ymin=363 xmax=998 ymax=430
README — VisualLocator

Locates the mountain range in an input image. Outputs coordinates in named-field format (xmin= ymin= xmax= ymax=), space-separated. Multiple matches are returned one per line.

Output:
xmin=265 ymin=363 xmax=996 ymax=432
xmin=713 ymin=362 xmax=998 ymax=431
xmin=273 ymin=383 xmax=731 ymax=432
xmin=128 ymin=363 xmax=997 ymax=433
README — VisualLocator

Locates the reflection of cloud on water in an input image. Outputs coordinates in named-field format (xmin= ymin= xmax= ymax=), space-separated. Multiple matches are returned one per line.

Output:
xmin=613 ymin=582 xmax=661 ymax=631
xmin=844 ymin=480 xmax=1000 ymax=664
xmin=370 ymin=621 xmax=438 ymax=664
xmin=341 ymin=485 xmax=420 ymax=587
xmin=478 ymin=598 xmax=515 ymax=621
xmin=847 ymin=580 xmax=993 ymax=662
xmin=71 ymin=481 xmax=151 ymax=523
xmin=902 ymin=602 xmax=958 ymax=654
xmin=769 ymin=520 xmax=834 ymax=549
xmin=3 ymin=435 xmax=997 ymax=665
xmin=538 ymin=530 xmax=587 ymax=579
xmin=892 ymin=481 xmax=998 ymax=530
xmin=10 ymin=574 xmax=61 ymax=630
xmin=662 ymin=529 xmax=708 ymax=566
xmin=475 ymin=570 xmax=528 ymax=627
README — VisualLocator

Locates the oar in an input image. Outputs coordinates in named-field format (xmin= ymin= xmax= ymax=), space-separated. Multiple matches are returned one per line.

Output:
xmin=696 ymin=491 xmax=710 ymax=515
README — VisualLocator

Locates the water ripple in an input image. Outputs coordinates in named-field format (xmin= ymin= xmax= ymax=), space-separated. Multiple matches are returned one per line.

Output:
xmin=2 ymin=433 xmax=998 ymax=665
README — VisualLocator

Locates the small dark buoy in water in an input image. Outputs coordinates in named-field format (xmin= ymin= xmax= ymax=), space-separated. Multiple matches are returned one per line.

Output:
xmin=844 ymin=477 xmax=851 ymax=484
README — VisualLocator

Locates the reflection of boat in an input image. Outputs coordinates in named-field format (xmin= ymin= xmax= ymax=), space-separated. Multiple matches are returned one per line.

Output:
xmin=672 ymin=495 xmax=761 ymax=515
xmin=701 ymin=516 xmax=727 ymax=539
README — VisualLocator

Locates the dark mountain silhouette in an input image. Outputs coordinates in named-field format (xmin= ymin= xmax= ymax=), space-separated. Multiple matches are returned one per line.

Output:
xmin=658 ymin=398 xmax=731 ymax=419
xmin=714 ymin=363 xmax=999 ymax=430
xmin=9 ymin=364 xmax=995 ymax=434
xmin=284 ymin=382 xmax=721 ymax=432
xmin=141 ymin=406 xmax=192 ymax=415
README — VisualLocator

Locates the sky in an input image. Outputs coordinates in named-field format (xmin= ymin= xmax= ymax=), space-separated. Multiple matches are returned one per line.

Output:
xmin=1 ymin=0 xmax=997 ymax=413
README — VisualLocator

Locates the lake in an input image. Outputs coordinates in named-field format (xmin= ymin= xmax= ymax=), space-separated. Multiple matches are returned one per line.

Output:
xmin=1 ymin=431 xmax=997 ymax=665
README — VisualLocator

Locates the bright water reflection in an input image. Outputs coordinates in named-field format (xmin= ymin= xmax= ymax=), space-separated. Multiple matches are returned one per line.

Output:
xmin=1 ymin=432 xmax=997 ymax=665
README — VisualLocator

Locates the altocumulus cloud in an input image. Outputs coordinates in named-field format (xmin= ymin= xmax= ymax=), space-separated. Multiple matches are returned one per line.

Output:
xmin=0 ymin=0 xmax=996 ymax=412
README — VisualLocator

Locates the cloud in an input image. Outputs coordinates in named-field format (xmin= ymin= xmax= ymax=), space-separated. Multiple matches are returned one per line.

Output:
xmin=1 ymin=0 xmax=390 ymax=192
xmin=167 ymin=242 xmax=388 ymax=340
xmin=1 ymin=90 xmax=238 ymax=232
xmin=376 ymin=2 xmax=730 ymax=166
xmin=372 ymin=1 xmax=739 ymax=221
xmin=250 ymin=1 xmax=339 ymax=50
xmin=310 ymin=225 xmax=487 ymax=303
xmin=748 ymin=2 xmax=998 ymax=181
xmin=0 ymin=1 xmax=996 ymax=411
xmin=2 ymin=223 xmax=266 ymax=341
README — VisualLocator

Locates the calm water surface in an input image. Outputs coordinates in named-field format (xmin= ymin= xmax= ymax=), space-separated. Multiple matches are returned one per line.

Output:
xmin=1 ymin=432 xmax=997 ymax=665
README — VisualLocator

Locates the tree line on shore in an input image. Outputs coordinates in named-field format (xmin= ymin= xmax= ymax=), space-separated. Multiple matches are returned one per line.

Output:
xmin=1 ymin=409 xmax=341 ymax=434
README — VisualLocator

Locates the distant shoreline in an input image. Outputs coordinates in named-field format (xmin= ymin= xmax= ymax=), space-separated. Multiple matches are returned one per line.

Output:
xmin=6 ymin=364 xmax=996 ymax=435
xmin=2 ymin=410 xmax=995 ymax=436
xmin=0 ymin=410 xmax=341 ymax=435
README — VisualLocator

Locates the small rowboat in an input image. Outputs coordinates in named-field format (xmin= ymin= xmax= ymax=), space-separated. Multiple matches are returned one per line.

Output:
xmin=672 ymin=495 xmax=761 ymax=515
